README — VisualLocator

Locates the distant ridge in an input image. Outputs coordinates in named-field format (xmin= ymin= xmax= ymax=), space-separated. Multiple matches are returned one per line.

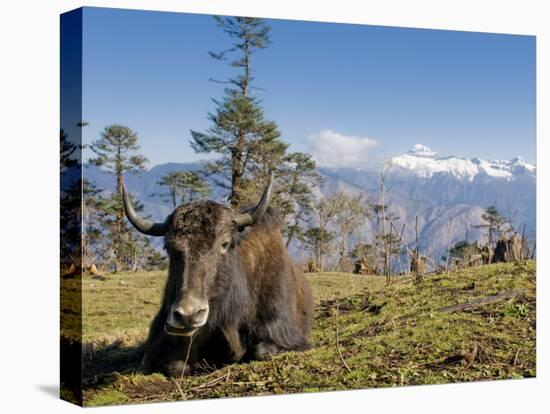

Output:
xmin=83 ymin=145 xmax=535 ymax=261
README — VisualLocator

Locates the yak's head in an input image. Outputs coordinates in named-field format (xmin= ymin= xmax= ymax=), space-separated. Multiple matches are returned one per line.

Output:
xmin=122 ymin=175 xmax=273 ymax=337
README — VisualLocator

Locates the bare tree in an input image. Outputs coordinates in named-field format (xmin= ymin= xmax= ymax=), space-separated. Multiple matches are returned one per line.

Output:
xmin=379 ymin=162 xmax=392 ymax=284
xmin=312 ymin=194 xmax=346 ymax=271
xmin=332 ymin=192 xmax=370 ymax=270
xmin=445 ymin=216 xmax=454 ymax=272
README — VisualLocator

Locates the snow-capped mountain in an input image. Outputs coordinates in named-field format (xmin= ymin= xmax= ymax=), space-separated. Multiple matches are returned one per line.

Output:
xmin=390 ymin=144 xmax=536 ymax=181
xmin=383 ymin=145 xmax=535 ymax=229
xmin=83 ymin=144 xmax=536 ymax=264
xmin=315 ymin=144 xmax=535 ymax=264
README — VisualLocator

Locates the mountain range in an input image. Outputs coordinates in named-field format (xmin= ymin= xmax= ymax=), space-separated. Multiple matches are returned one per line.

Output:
xmin=84 ymin=144 xmax=536 ymax=263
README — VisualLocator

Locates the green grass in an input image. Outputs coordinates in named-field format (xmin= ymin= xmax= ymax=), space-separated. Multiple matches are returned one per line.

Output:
xmin=63 ymin=261 xmax=536 ymax=406
xmin=82 ymin=270 xmax=166 ymax=346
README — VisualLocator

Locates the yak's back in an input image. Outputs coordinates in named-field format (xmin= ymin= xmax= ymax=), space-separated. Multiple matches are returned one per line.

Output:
xmin=235 ymin=206 xmax=290 ymax=281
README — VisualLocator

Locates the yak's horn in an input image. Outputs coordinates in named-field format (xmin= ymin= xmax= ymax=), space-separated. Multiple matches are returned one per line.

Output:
xmin=122 ymin=182 xmax=168 ymax=236
xmin=233 ymin=172 xmax=274 ymax=229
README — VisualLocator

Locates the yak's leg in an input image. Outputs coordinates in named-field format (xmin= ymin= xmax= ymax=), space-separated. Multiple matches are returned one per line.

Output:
xmin=140 ymin=311 xmax=198 ymax=377
xmin=254 ymin=341 xmax=283 ymax=360
xmin=139 ymin=311 xmax=166 ymax=372
xmin=142 ymin=331 xmax=200 ymax=377
xmin=163 ymin=341 xmax=198 ymax=377
xmin=222 ymin=326 xmax=245 ymax=362
xmin=253 ymin=317 xmax=310 ymax=361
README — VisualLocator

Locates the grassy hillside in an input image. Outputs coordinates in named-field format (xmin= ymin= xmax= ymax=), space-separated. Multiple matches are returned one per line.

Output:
xmin=62 ymin=261 xmax=536 ymax=406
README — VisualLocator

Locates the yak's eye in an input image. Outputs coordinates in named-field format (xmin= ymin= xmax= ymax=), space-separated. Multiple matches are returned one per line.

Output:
xmin=221 ymin=241 xmax=230 ymax=252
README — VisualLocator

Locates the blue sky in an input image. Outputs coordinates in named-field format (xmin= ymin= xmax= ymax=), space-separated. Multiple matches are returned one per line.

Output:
xmin=81 ymin=7 xmax=536 ymax=168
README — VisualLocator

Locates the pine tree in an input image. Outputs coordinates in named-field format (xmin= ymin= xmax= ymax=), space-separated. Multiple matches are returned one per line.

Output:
xmin=179 ymin=171 xmax=211 ymax=203
xmin=190 ymin=17 xmax=287 ymax=208
xmin=275 ymin=152 xmax=320 ymax=248
xmin=89 ymin=124 xmax=148 ymax=272
xmin=60 ymin=179 xmax=82 ymax=271
xmin=156 ymin=171 xmax=211 ymax=209
xmin=60 ymin=129 xmax=81 ymax=271
xmin=475 ymin=205 xmax=508 ymax=247
xmin=60 ymin=129 xmax=78 ymax=171
xmin=449 ymin=240 xmax=479 ymax=263
xmin=190 ymin=16 xmax=319 ymax=251
xmin=303 ymin=227 xmax=335 ymax=272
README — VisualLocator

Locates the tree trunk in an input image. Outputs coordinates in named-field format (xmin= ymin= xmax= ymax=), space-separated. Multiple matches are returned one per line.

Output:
xmin=445 ymin=217 xmax=454 ymax=272
xmin=114 ymin=151 xmax=124 ymax=273
xmin=171 ymin=187 xmax=176 ymax=209
xmin=319 ymin=229 xmax=324 ymax=272
xmin=285 ymin=216 xmax=300 ymax=248
xmin=242 ymin=41 xmax=250 ymax=96
xmin=230 ymin=137 xmax=245 ymax=208
xmin=380 ymin=170 xmax=390 ymax=284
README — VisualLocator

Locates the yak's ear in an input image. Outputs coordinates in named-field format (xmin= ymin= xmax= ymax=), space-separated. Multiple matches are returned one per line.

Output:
xmin=231 ymin=219 xmax=246 ymax=234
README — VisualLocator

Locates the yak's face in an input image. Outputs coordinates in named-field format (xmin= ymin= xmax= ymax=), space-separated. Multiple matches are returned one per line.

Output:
xmin=121 ymin=173 xmax=273 ymax=337
xmin=163 ymin=202 xmax=236 ymax=336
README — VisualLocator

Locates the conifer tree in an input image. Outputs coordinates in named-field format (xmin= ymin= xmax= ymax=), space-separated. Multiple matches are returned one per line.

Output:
xmin=89 ymin=124 xmax=148 ymax=272
xmin=156 ymin=170 xmax=210 ymax=209
xmin=276 ymin=152 xmax=320 ymax=247
xmin=303 ymin=227 xmax=335 ymax=272
xmin=475 ymin=205 xmax=508 ymax=247
xmin=191 ymin=17 xmax=319 ymax=249
xmin=190 ymin=17 xmax=286 ymax=208
xmin=60 ymin=129 xmax=81 ymax=271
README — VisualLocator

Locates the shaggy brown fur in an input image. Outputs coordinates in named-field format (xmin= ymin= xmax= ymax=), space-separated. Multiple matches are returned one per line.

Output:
xmin=139 ymin=202 xmax=314 ymax=376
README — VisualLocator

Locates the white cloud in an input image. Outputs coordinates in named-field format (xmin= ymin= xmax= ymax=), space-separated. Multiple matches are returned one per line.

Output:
xmin=307 ymin=129 xmax=379 ymax=168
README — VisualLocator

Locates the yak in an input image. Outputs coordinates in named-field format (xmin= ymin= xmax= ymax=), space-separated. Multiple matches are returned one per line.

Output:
xmin=122 ymin=175 xmax=314 ymax=376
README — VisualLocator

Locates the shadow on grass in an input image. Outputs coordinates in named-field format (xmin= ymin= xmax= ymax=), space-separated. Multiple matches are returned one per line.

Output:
xmin=84 ymin=341 xmax=144 ymax=388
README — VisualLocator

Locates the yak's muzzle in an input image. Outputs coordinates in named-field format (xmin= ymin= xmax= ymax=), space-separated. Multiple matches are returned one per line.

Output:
xmin=165 ymin=296 xmax=209 ymax=336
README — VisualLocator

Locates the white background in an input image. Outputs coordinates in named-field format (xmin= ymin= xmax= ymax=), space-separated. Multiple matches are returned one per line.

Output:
xmin=0 ymin=0 xmax=547 ymax=412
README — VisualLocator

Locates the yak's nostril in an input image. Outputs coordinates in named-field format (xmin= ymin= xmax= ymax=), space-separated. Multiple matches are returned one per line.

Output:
xmin=172 ymin=308 xmax=187 ymax=325
xmin=171 ymin=305 xmax=208 ymax=328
